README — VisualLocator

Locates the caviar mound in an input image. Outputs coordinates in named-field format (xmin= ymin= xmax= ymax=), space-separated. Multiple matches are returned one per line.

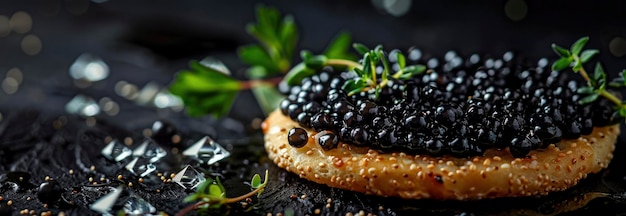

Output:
xmin=264 ymin=110 xmax=618 ymax=200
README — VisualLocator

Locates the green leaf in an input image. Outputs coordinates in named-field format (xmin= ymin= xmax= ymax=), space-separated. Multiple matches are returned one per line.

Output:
xmin=397 ymin=52 xmax=406 ymax=71
xmin=183 ymin=193 xmax=200 ymax=203
xmin=551 ymin=57 xmax=572 ymax=71
xmin=572 ymin=59 xmax=583 ymax=72
xmin=283 ymin=62 xmax=317 ymax=85
xmin=279 ymin=15 xmax=298 ymax=62
xmin=251 ymin=83 xmax=285 ymax=115
xmin=402 ymin=65 xmax=426 ymax=77
xmin=576 ymin=86 xmax=595 ymax=94
xmin=580 ymin=49 xmax=599 ymax=63
xmin=593 ymin=62 xmax=606 ymax=89
xmin=209 ymin=184 xmax=223 ymax=197
xmin=238 ymin=44 xmax=279 ymax=73
xmin=324 ymin=31 xmax=357 ymax=60
xmin=251 ymin=174 xmax=262 ymax=188
xmin=579 ymin=93 xmax=599 ymax=104
xmin=570 ymin=37 xmax=589 ymax=56
xmin=361 ymin=53 xmax=372 ymax=80
xmin=303 ymin=55 xmax=328 ymax=69
xmin=620 ymin=107 xmax=626 ymax=118
xmin=551 ymin=44 xmax=571 ymax=57
xmin=342 ymin=79 xmax=367 ymax=95
xmin=353 ymin=43 xmax=370 ymax=56
xmin=609 ymin=78 xmax=625 ymax=87
xmin=246 ymin=66 xmax=269 ymax=79
xmin=168 ymin=60 xmax=242 ymax=117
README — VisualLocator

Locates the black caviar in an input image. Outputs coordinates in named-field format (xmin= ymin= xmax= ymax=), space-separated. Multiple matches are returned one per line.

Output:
xmin=287 ymin=127 xmax=308 ymax=148
xmin=279 ymin=51 xmax=612 ymax=158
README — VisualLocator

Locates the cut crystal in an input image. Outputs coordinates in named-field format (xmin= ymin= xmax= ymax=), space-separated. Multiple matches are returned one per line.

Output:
xmin=132 ymin=138 xmax=167 ymax=163
xmin=101 ymin=140 xmax=132 ymax=162
xmin=182 ymin=136 xmax=230 ymax=165
xmin=125 ymin=157 xmax=156 ymax=177
xmin=172 ymin=165 xmax=206 ymax=189
xmin=89 ymin=186 xmax=123 ymax=215
xmin=124 ymin=194 xmax=156 ymax=216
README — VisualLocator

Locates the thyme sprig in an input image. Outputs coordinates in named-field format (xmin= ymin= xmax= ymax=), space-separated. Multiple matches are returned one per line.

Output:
xmin=175 ymin=170 xmax=269 ymax=216
xmin=551 ymin=36 xmax=626 ymax=122
xmin=284 ymin=44 xmax=426 ymax=98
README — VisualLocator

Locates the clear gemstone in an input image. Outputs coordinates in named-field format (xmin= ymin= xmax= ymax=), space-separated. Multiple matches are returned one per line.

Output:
xmin=132 ymin=138 xmax=167 ymax=163
xmin=125 ymin=157 xmax=156 ymax=177
xmin=90 ymin=186 xmax=123 ymax=215
xmin=65 ymin=94 xmax=100 ymax=116
xmin=101 ymin=140 xmax=132 ymax=162
xmin=69 ymin=53 xmax=109 ymax=82
xmin=124 ymin=194 xmax=156 ymax=216
xmin=182 ymin=136 xmax=230 ymax=165
xmin=172 ymin=165 xmax=206 ymax=189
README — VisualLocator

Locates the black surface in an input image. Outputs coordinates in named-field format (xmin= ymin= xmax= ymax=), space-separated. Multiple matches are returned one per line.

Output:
xmin=1 ymin=1 xmax=626 ymax=215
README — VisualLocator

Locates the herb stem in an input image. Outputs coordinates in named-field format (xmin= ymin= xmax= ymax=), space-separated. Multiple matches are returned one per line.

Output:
xmin=175 ymin=186 xmax=266 ymax=216
xmin=326 ymin=59 xmax=362 ymax=70
xmin=601 ymin=90 xmax=623 ymax=107
xmin=241 ymin=77 xmax=284 ymax=90
xmin=575 ymin=56 xmax=592 ymax=82
xmin=578 ymin=66 xmax=624 ymax=109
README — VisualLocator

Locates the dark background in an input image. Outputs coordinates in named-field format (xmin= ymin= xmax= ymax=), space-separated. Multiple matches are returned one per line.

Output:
xmin=1 ymin=0 xmax=626 ymax=215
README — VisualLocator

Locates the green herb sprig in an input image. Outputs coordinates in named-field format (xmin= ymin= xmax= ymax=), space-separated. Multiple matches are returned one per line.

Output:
xmin=175 ymin=170 xmax=269 ymax=216
xmin=169 ymin=5 xmax=355 ymax=117
xmin=284 ymin=44 xmax=426 ymax=98
xmin=551 ymin=36 xmax=626 ymax=122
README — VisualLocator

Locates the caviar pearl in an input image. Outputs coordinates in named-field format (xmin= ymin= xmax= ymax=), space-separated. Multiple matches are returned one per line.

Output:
xmin=287 ymin=128 xmax=308 ymax=148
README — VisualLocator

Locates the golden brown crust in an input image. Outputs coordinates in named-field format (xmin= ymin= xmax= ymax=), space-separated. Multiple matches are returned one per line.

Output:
xmin=263 ymin=110 xmax=619 ymax=200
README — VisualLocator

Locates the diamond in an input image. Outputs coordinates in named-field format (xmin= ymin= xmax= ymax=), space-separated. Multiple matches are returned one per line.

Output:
xmin=182 ymin=136 xmax=230 ymax=165
xmin=172 ymin=165 xmax=206 ymax=189
xmin=125 ymin=157 xmax=156 ymax=177
xmin=90 ymin=186 xmax=123 ymax=215
xmin=124 ymin=194 xmax=156 ymax=216
xmin=132 ymin=138 xmax=167 ymax=163
xmin=101 ymin=140 xmax=132 ymax=162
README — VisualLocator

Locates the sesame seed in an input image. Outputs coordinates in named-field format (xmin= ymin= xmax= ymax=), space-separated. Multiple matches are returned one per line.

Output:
xmin=69 ymin=169 xmax=74 ymax=175
xmin=7 ymin=200 xmax=13 ymax=205
xmin=88 ymin=177 xmax=93 ymax=182
xmin=117 ymin=175 xmax=123 ymax=180
xmin=90 ymin=165 xmax=95 ymax=171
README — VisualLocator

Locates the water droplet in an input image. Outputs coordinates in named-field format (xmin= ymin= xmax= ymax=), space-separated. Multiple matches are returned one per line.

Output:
xmin=10 ymin=11 xmax=32 ymax=34
xmin=408 ymin=48 xmax=422 ymax=61
xmin=21 ymin=34 xmax=42 ymax=56
xmin=37 ymin=180 xmax=63 ymax=204
xmin=503 ymin=51 xmax=514 ymax=62
xmin=135 ymin=82 xmax=160 ymax=105
xmin=469 ymin=54 xmax=480 ymax=64
xmin=65 ymin=94 xmax=100 ymax=116
xmin=609 ymin=37 xmax=626 ymax=57
xmin=1 ymin=77 xmax=18 ymax=94
xmin=123 ymin=194 xmax=156 ymax=215
xmin=154 ymin=89 xmax=183 ymax=109
xmin=125 ymin=157 xmax=156 ymax=177
xmin=172 ymin=165 xmax=206 ymax=189
xmin=427 ymin=58 xmax=439 ymax=69
xmin=382 ymin=0 xmax=412 ymax=17
xmin=69 ymin=53 xmax=109 ymax=82
xmin=90 ymin=186 xmax=122 ymax=215
xmin=101 ymin=140 xmax=132 ymax=162
xmin=182 ymin=136 xmax=231 ymax=165
xmin=132 ymin=139 xmax=167 ymax=163
xmin=537 ymin=58 xmax=549 ymax=68
xmin=504 ymin=0 xmax=527 ymax=21
xmin=444 ymin=50 xmax=457 ymax=61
